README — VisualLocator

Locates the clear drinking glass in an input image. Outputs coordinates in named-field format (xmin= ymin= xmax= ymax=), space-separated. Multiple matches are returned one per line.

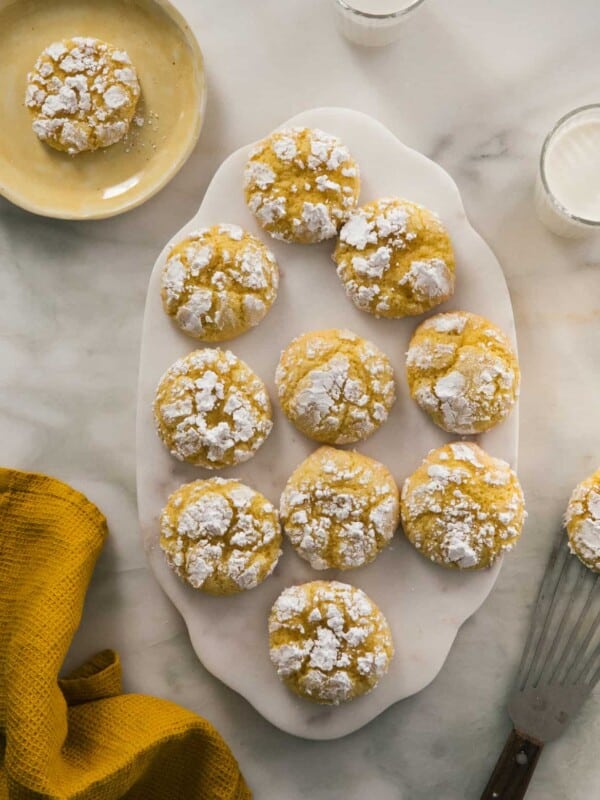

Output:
xmin=535 ymin=104 xmax=600 ymax=238
xmin=333 ymin=0 xmax=427 ymax=47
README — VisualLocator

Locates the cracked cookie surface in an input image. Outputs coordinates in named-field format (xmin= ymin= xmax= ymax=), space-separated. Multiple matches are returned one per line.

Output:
xmin=153 ymin=348 xmax=272 ymax=468
xmin=565 ymin=468 xmax=600 ymax=573
xmin=333 ymin=197 xmax=455 ymax=317
xmin=244 ymin=127 xmax=360 ymax=243
xmin=161 ymin=224 xmax=278 ymax=342
xmin=280 ymin=446 xmax=399 ymax=570
xmin=275 ymin=328 xmax=395 ymax=445
xmin=401 ymin=442 xmax=525 ymax=570
xmin=406 ymin=311 xmax=520 ymax=434
xmin=160 ymin=478 xmax=282 ymax=595
xmin=269 ymin=580 xmax=393 ymax=704
xmin=25 ymin=37 xmax=140 ymax=154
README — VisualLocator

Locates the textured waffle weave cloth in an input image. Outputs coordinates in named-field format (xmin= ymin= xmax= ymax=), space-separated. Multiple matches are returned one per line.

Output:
xmin=0 ymin=467 xmax=251 ymax=800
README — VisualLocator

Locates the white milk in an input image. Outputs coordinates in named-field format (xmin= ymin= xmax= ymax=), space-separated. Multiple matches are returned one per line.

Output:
xmin=535 ymin=106 xmax=600 ymax=237
xmin=333 ymin=0 xmax=424 ymax=47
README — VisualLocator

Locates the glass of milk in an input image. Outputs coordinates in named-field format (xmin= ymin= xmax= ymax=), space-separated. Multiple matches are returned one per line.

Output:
xmin=535 ymin=104 xmax=600 ymax=237
xmin=333 ymin=0 xmax=427 ymax=47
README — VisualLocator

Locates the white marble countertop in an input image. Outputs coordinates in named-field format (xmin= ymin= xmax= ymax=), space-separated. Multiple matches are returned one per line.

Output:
xmin=2 ymin=0 xmax=599 ymax=797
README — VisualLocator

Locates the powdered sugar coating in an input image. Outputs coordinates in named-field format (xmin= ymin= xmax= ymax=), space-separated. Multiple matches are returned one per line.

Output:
xmin=244 ymin=127 xmax=360 ymax=243
xmin=153 ymin=349 xmax=272 ymax=468
xmin=401 ymin=442 xmax=526 ymax=570
xmin=333 ymin=198 xmax=455 ymax=318
xmin=161 ymin=225 xmax=279 ymax=342
xmin=280 ymin=446 xmax=399 ymax=570
xmin=269 ymin=580 xmax=393 ymax=704
xmin=565 ymin=468 xmax=600 ymax=572
xmin=406 ymin=311 xmax=520 ymax=435
xmin=25 ymin=37 xmax=141 ymax=154
xmin=160 ymin=478 xmax=282 ymax=595
xmin=275 ymin=328 xmax=396 ymax=445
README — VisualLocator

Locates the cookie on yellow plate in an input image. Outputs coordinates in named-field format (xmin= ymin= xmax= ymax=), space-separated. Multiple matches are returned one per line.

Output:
xmin=269 ymin=580 xmax=393 ymax=704
xmin=565 ymin=468 xmax=600 ymax=572
xmin=244 ymin=127 xmax=360 ymax=243
xmin=406 ymin=311 xmax=520 ymax=434
xmin=161 ymin=224 xmax=278 ymax=341
xmin=25 ymin=37 xmax=141 ymax=154
xmin=153 ymin=349 xmax=272 ymax=469
xmin=280 ymin=446 xmax=399 ymax=570
xmin=160 ymin=478 xmax=282 ymax=595
xmin=333 ymin=197 xmax=455 ymax=317
xmin=275 ymin=328 xmax=395 ymax=445
xmin=401 ymin=442 xmax=525 ymax=569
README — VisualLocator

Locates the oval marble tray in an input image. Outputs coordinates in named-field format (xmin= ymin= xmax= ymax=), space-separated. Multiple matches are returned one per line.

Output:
xmin=136 ymin=107 xmax=519 ymax=740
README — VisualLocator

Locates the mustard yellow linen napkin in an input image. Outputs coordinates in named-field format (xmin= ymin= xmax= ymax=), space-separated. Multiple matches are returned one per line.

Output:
xmin=0 ymin=467 xmax=251 ymax=800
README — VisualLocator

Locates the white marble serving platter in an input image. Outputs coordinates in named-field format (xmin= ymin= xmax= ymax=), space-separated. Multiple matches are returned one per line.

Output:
xmin=136 ymin=107 xmax=519 ymax=740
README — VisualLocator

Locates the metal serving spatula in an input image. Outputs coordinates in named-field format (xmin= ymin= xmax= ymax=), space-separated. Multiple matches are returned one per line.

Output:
xmin=481 ymin=530 xmax=600 ymax=799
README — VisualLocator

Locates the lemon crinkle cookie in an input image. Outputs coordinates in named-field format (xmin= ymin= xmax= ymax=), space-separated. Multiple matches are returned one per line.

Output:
xmin=161 ymin=224 xmax=279 ymax=341
xmin=25 ymin=37 xmax=141 ymax=154
xmin=333 ymin=198 xmax=455 ymax=317
xmin=401 ymin=442 xmax=525 ymax=569
xmin=280 ymin=447 xmax=399 ymax=570
xmin=160 ymin=478 xmax=282 ymax=595
xmin=565 ymin=468 xmax=600 ymax=572
xmin=275 ymin=328 xmax=395 ymax=445
xmin=244 ymin=127 xmax=360 ymax=243
xmin=269 ymin=581 xmax=393 ymax=704
xmin=153 ymin=349 xmax=272 ymax=469
xmin=406 ymin=311 xmax=520 ymax=434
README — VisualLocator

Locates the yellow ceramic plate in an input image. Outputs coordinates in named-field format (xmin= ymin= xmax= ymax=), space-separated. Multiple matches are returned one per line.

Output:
xmin=0 ymin=0 xmax=206 ymax=219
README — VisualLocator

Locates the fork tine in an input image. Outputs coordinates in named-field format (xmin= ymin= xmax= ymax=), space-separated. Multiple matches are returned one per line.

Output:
xmin=516 ymin=531 xmax=568 ymax=690
xmin=550 ymin=573 xmax=599 ymax=684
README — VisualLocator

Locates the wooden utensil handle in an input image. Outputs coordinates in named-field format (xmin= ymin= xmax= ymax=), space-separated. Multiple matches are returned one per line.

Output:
xmin=480 ymin=728 xmax=543 ymax=800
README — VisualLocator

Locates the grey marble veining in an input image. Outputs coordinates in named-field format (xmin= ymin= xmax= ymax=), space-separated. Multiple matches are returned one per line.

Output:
xmin=1 ymin=0 xmax=599 ymax=797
